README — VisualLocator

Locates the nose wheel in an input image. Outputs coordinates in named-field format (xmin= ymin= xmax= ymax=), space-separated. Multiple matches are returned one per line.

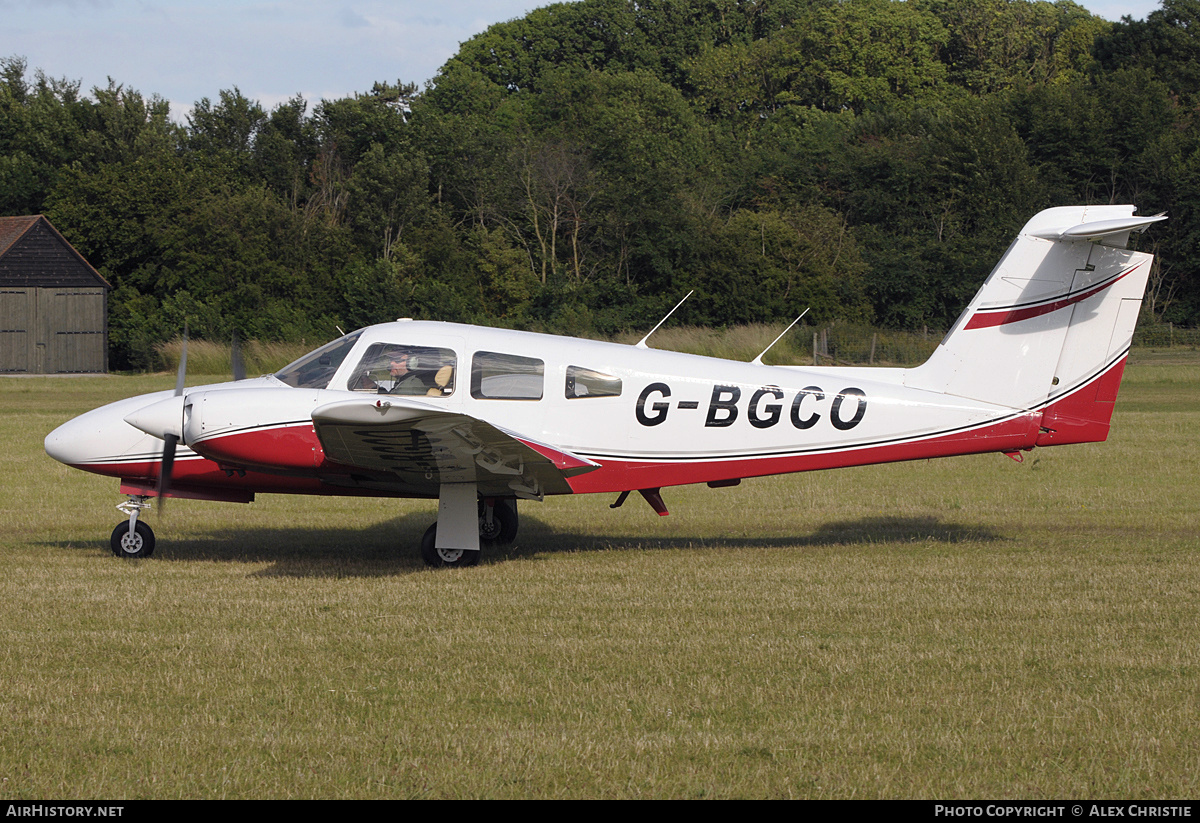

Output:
xmin=111 ymin=520 xmax=155 ymax=558
xmin=112 ymin=495 xmax=155 ymax=558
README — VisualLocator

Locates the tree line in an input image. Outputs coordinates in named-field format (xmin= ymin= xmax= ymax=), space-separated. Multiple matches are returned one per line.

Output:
xmin=2 ymin=0 xmax=1197 ymax=369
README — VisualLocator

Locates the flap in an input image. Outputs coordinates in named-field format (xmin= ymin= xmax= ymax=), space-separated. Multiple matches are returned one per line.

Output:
xmin=311 ymin=397 xmax=599 ymax=499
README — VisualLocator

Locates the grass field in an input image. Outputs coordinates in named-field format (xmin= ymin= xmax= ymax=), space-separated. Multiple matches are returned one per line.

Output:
xmin=1 ymin=349 xmax=1198 ymax=798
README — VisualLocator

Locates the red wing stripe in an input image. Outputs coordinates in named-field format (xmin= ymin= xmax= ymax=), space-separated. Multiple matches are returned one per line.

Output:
xmin=964 ymin=264 xmax=1138 ymax=330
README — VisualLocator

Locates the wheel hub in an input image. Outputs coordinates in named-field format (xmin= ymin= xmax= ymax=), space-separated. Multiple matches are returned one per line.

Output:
xmin=119 ymin=531 xmax=143 ymax=554
xmin=437 ymin=546 xmax=464 ymax=563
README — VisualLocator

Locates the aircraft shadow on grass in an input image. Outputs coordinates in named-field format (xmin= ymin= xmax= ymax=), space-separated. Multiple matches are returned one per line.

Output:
xmin=51 ymin=513 xmax=1004 ymax=579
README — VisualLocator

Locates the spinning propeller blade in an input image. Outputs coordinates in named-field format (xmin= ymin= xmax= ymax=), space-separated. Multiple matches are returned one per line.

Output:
xmin=231 ymin=328 xmax=246 ymax=382
xmin=157 ymin=327 xmax=188 ymax=515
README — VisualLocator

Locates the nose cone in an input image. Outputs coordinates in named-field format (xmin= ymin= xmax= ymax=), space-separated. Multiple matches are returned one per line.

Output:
xmin=123 ymin=395 xmax=186 ymax=441
xmin=45 ymin=390 xmax=176 ymax=469
xmin=45 ymin=415 xmax=93 ymax=466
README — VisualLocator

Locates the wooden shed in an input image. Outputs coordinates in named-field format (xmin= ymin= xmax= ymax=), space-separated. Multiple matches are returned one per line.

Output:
xmin=0 ymin=215 xmax=111 ymax=374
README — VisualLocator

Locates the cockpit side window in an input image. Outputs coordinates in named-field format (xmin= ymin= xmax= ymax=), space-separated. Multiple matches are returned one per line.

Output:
xmin=565 ymin=366 xmax=622 ymax=399
xmin=348 ymin=343 xmax=457 ymax=397
xmin=274 ymin=331 xmax=364 ymax=389
xmin=471 ymin=352 xmax=544 ymax=400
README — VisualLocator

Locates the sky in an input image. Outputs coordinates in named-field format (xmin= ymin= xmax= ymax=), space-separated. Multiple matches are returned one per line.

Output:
xmin=1 ymin=0 xmax=1170 ymax=122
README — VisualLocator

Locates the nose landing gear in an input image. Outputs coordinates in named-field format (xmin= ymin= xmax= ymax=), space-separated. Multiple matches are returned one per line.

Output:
xmin=111 ymin=495 xmax=155 ymax=558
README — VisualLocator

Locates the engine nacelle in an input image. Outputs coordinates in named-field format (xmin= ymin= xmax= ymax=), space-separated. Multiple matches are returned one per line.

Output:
xmin=183 ymin=387 xmax=329 ymax=473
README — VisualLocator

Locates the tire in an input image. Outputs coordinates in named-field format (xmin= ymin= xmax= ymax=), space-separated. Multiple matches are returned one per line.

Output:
xmin=110 ymin=520 xmax=155 ymax=559
xmin=478 ymin=498 xmax=518 ymax=547
xmin=420 ymin=523 xmax=480 ymax=568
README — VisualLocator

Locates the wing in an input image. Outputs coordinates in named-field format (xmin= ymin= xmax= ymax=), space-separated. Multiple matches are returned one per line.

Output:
xmin=311 ymin=396 xmax=599 ymax=499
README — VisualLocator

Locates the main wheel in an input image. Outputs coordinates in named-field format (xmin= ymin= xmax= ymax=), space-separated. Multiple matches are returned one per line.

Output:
xmin=478 ymin=498 xmax=518 ymax=547
xmin=110 ymin=520 xmax=155 ymax=558
xmin=420 ymin=523 xmax=480 ymax=568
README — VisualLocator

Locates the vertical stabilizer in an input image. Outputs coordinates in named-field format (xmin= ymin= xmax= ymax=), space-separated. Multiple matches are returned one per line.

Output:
xmin=905 ymin=206 xmax=1164 ymax=444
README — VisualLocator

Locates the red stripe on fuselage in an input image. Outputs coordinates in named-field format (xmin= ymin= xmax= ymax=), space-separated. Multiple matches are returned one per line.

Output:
xmin=568 ymin=355 xmax=1130 ymax=493
xmin=566 ymin=413 xmax=1042 ymax=494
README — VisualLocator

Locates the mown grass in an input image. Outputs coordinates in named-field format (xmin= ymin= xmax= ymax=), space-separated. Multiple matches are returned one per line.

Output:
xmin=2 ymin=354 xmax=1198 ymax=798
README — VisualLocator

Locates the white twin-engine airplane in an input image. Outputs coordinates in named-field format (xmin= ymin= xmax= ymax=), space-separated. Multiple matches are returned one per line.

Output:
xmin=46 ymin=205 xmax=1164 ymax=566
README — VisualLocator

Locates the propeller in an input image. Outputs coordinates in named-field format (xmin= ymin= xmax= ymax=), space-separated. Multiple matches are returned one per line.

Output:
xmin=146 ymin=326 xmax=244 ymax=514
xmin=231 ymin=327 xmax=246 ymax=382
xmin=156 ymin=325 xmax=188 ymax=515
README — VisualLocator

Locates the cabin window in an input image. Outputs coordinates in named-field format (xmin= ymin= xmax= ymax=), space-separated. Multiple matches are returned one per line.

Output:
xmin=348 ymin=343 xmax=457 ymax=396
xmin=565 ymin=366 xmax=622 ymax=399
xmin=471 ymin=351 xmax=544 ymax=400
xmin=275 ymin=331 xmax=364 ymax=389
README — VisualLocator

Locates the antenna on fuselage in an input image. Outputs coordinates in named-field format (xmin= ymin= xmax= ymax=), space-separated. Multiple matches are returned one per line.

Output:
xmin=751 ymin=308 xmax=810 ymax=366
xmin=635 ymin=290 xmax=694 ymax=349
xmin=335 ymin=325 xmax=346 ymax=337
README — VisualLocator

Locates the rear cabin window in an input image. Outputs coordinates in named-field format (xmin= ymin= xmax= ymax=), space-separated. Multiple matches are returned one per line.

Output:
xmin=348 ymin=343 xmax=457 ymax=396
xmin=565 ymin=366 xmax=622 ymax=399
xmin=471 ymin=352 xmax=544 ymax=400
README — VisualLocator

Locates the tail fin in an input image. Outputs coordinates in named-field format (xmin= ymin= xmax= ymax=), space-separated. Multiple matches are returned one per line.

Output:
xmin=905 ymin=205 xmax=1165 ymax=445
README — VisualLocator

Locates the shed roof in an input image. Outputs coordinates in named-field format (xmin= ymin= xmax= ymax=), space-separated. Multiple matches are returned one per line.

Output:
xmin=0 ymin=215 xmax=111 ymax=289
xmin=0 ymin=215 xmax=41 ymax=256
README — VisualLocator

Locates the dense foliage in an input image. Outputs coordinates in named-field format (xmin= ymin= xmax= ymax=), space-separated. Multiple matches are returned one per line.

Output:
xmin=2 ymin=0 xmax=1196 ymax=368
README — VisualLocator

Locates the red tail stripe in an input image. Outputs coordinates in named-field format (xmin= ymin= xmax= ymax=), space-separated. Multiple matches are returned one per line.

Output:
xmin=964 ymin=265 xmax=1138 ymax=330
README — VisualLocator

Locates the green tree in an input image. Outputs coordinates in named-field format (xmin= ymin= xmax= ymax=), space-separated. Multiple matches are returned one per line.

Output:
xmin=1095 ymin=0 xmax=1200 ymax=107
xmin=695 ymin=205 xmax=873 ymax=326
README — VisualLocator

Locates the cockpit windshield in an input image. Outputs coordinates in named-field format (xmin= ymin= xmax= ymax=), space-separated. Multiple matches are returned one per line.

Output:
xmin=274 ymin=331 xmax=364 ymax=389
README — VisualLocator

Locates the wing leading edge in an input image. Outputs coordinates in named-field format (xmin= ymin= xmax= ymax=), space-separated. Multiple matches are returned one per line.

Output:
xmin=311 ymin=397 xmax=600 ymax=499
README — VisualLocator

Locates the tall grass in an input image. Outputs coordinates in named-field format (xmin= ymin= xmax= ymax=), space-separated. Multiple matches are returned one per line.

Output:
xmin=620 ymin=322 xmax=942 ymax=365
xmin=1133 ymin=320 xmax=1200 ymax=350
xmin=153 ymin=338 xmax=312 ymax=376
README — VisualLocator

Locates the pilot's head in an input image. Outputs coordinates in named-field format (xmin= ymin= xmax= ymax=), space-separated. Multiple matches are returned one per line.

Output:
xmin=388 ymin=351 xmax=410 ymax=377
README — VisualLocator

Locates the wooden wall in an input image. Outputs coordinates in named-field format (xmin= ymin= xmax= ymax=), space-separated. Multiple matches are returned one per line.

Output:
xmin=0 ymin=287 xmax=107 ymax=373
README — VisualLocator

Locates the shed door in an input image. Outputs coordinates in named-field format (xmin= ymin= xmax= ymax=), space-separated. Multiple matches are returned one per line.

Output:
xmin=0 ymin=289 xmax=32 ymax=373
xmin=41 ymin=289 xmax=106 ymax=373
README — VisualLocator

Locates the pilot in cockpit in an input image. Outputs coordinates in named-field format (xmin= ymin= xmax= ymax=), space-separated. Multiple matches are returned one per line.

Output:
xmin=385 ymin=350 xmax=433 ymax=395
xmin=349 ymin=343 xmax=455 ymax=396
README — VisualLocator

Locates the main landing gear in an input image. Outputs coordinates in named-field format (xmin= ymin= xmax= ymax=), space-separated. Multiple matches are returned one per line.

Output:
xmin=112 ymin=495 xmax=155 ymax=558
xmin=420 ymin=498 xmax=518 ymax=568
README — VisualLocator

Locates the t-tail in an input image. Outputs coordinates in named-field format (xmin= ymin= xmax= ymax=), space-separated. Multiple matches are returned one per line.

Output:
xmin=905 ymin=205 xmax=1165 ymax=447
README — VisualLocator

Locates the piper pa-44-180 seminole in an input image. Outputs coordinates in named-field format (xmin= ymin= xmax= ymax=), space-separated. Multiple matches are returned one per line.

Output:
xmin=46 ymin=205 xmax=1165 ymax=567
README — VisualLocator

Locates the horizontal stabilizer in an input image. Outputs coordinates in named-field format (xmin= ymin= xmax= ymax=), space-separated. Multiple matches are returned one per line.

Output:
xmin=1029 ymin=212 xmax=1166 ymax=241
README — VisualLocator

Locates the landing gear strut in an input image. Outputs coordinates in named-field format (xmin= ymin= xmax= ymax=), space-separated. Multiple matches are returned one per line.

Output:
xmin=112 ymin=496 xmax=155 ymax=558
xmin=420 ymin=498 xmax=519 ymax=568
